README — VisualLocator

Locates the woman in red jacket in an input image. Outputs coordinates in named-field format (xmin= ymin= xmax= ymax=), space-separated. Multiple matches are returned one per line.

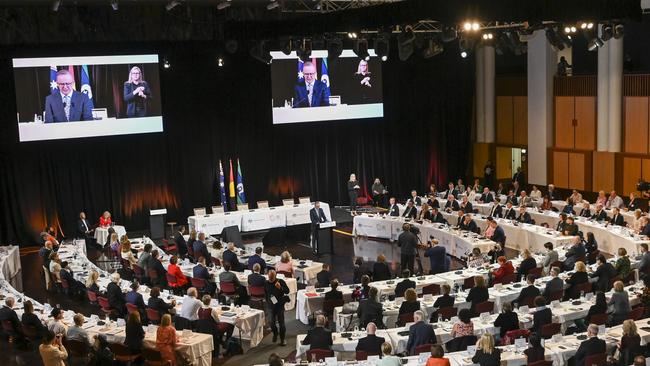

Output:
xmin=167 ymin=255 xmax=188 ymax=288
xmin=99 ymin=211 xmax=112 ymax=227
xmin=492 ymin=256 xmax=515 ymax=284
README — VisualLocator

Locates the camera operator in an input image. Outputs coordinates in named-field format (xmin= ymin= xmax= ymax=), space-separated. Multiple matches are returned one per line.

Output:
xmin=397 ymin=223 xmax=418 ymax=274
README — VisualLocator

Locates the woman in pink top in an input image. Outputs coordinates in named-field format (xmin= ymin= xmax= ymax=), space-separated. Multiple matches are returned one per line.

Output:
xmin=450 ymin=309 xmax=474 ymax=337
xmin=275 ymin=251 xmax=294 ymax=276
xmin=156 ymin=314 xmax=179 ymax=365
xmin=595 ymin=190 xmax=607 ymax=206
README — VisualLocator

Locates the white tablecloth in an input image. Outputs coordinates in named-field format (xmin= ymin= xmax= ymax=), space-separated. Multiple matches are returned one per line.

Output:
xmin=188 ymin=202 xmax=331 ymax=235
xmin=0 ymin=246 xmax=21 ymax=291
xmin=94 ymin=225 xmax=126 ymax=246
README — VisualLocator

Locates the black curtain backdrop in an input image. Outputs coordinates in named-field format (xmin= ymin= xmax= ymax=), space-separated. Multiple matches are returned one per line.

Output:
xmin=0 ymin=41 xmax=474 ymax=245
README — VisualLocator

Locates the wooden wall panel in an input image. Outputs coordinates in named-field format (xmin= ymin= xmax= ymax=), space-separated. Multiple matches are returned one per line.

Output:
xmin=496 ymin=147 xmax=513 ymax=180
xmin=496 ymin=96 xmax=514 ymax=144
xmin=513 ymin=96 xmax=528 ymax=146
xmin=592 ymin=151 xmax=615 ymax=192
xmin=574 ymin=96 xmax=596 ymax=150
xmin=642 ymin=159 xmax=650 ymax=188
xmin=473 ymin=143 xmax=491 ymax=178
xmin=624 ymin=96 xmax=649 ymax=154
xmin=555 ymin=96 xmax=575 ymax=149
xmin=568 ymin=153 xmax=586 ymax=190
xmin=553 ymin=151 xmax=569 ymax=188
xmin=623 ymin=157 xmax=642 ymax=196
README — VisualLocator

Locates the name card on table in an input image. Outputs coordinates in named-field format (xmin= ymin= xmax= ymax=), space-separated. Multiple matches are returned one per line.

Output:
xmin=480 ymin=312 xmax=490 ymax=322
xmin=325 ymin=357 xmax=337 ymax=365
xmin=117 ymin=318 xmax=126 ymax=327
xmin=515 ymin=338 xmax=528 ymax=349
xmin=367 ymin=355 xmax=380 ymax=362
xmin=451 ymin=316 xmax=459 ymax=324
xmin=418 ymin=353 xmax=431 ymax=363
xmin=466 ymin=346 xmax=476 ymax=355
xmin=551 ymin=300 xmax=560 ymax=308
xmin=519 ymin=305 xmax=530 ymax=314
xmin=552 ymin=334 xmax=563 ymax=343
xmin=599 ymin=325 xmax=607 ymax=335
xmin=494 ymin=283 xmax=503 ymax=290
xmin=182 ymin=329 xmax=193 ymax=338
xmin=319 ymin=221 xmax=336 ymax=228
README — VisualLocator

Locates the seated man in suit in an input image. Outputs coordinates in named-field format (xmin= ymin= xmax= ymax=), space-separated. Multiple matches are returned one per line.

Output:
xmin=444 ymin=194 xmax=460 ymax=212
xmin=503 ymin=202 xmax=517 ymax=220
xmin=516 ymin=206 xmax=532 ymax=224
xmin=443 ymin=182 xmax=459 ymax=199
xmin=408 ymin=190 xmax=422 ymax=206
xmin=513 ymin=274 xmax=541 ymax=307
xmin=460 ymin=196 xmax=473 ymax=213
xmin=486 ymin=220 xmax=506 ymax=246
xmin=573 ymin=324 xmax=606 ymax=366
xmin=542 ymin=267 xmax=564 ymax=301
xmin=355 ymin=322 xmax=385 ymax=356
xmin=193 ymin=256 xmax=217 ymax=295
xmin=302 ymin=315 xmax=332 ymax=350
xmin=406 ymin=311 xmax=436 ymax=355
xmin=125 ymin=281 xmax=147 ymax=316
xmin=518 ymin=190 xmax=532 ymax=207
xmin=395 ymin=270 xmax=416 ymax=298
xmin=488 ymin=197 xmax=503 ymax=218
xmin=316 ymin=264 xmax=332 ymax=288
xmin=479 ymin=187 xmax=494 ymax=203
xmin=192 ymin=232 xmax=213 ymax=265
xmin=107 ymin=273 xmax=126 ymax=317
xmin=402 ymin=200 xmax=417 ymax=219
xmin=248 ymin=263 xmax=267 ymax=288
xmin=562 ymin=217 xmax=579 ymax=236
xmin=578 ymin=202 xmax=592 ymax=218
xmin=59 ymin=261 xmax=86 ymax=296
xmin=564 ymin=236 xmax=586 ymax=271
xmin=531 ymin=296 xmax=552 ymax=334
xmin=610 ymin=207 xmax=626 ymax=226
xmin=247 ymin=247 xmax=266 ymax=272
xmin=591 ymin=204 xmax=608 ymax=221
xmin=459 ymin=214 xmax=478 ymax=233
xmin=324 ymin=279 xmax=343 ymax=301
xmin=388 ymin=197 xmax=400 ymax=216
xmin=293 ymin=62 xmax=330 ymax=108
xmin=590 ymin=255 xmax=616 ymax=292
xmin=0 ymin=297 xmax=25 ymax=340
xmin=430 ymin=207 xmax=446 ymax=223
xmin=424 ymin=240 xmax=449 ymax=274
xmin=222 ymin=242 xmax=239 ymax=271
xmin=45 ymin=69 xmax=94 ymax=123
xmin=505 ymin=190 xmax=518 ymax=206
xmin=357 ymin=287 xmax=384 ymax=328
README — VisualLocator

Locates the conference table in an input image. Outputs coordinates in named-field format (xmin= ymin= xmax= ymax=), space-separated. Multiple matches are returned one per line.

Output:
xmin=352 ymin=214 xmax=496 ymax=257
xmin=94 ymin=224 xmax=127 ymax=246
xmin=0 ymin=246 xmax=22 ymax=291
xmin=187 ymin=202 xmax=331 ymax=236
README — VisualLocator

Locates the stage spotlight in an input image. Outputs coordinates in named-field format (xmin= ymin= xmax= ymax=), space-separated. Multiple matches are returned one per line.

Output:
xmin=281 ymin=39 xmax=293 ymax=55
xmin=463 ymin=22 xmax=472 ymax=31
xmin=482 ymin=33 xmax=493 ymax=40
xmin=601 ymin=24 xmax=613 ymax=41
xmin=397 ymin=25 xmax=415 ymax=61
xmin=374 ymin=33 xmax=390 ymax=62
xmin=472 ymin=22 xmax=480 ymax=31
xmin=250 ymin=41 xmax=272 ymax=64
xmin=163 ymin=58 xmax=171 ymax=69
xmin=459 ymin=35 xmax=474 ymax=58
xmin=347 ymin=32 xmax=358 ymax=39
xmin=217 ymin=57 xmax=224 ymax=67
xmin=353 ymin=38 xmax=370 ymax=61
xmin=441 ymin=26 xmax=457 ymax=42
xmin=326 ymin=36 xmax=343 ymax=59
xmin=461 ymin=51 xmax=468 ymax=58
xmin=217 ymin=0 xmax=231 ymax=10
xmin=51 ymin=0 xmax=61 ymax=12
xmin=545 ymin=27 xmax=565 ymax=51
xmin=225 ymin=39 xmax=238 ymax=54
xmin=110 ymin=0 xmax=118 ymax=11
xmin=587 ymin=22 xmax=594 ymax=29
xmin=267 ymin=0 xmax=279 ymax=10
xmin=614 ymin=24 xmax=624 ymax=39
xmin=296 ymin=38 xmax=312 ymax=62
xmin=422 ymin=38 xmax=443 ymax=58
xmin=166 ymin=0 xmax=180 ymax=11
xmin=588 ymin=37 xmax=604 ymax=51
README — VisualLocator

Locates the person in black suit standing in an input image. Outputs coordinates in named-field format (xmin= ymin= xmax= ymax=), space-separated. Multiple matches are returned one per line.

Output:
xmin=406 ymin=311 xmax=436 ymax=355
xmin=573 ymin=324 xmax=606 ymax=366
xmin=324 ymin=279 xmax=343 ymax=301
xmin=394 ymin=269 xmax=415 ymax=298
xmin=175 ymin=226 xmax=188 ymax=259
xmin=293 ymin=62 xmax=330 ymax=108
xmin=302 ymin=315 xmax=332 ymax=350
xmin=402 ymin=201 xmax=417 ymax=219
xmin=355 ymin=322 xmax=385 ymax=356
xmin=397 ymin=225 xmax=418 ymax=275
xmin=348 ymin=174 xmax=361 ymax=212
xmin=387 ymin=197 xmax=400 ymax=216
xmin=310 ymin=201 xmax=328 ymax=252
xmin=193 ymin=232 xmax=213 ymax=265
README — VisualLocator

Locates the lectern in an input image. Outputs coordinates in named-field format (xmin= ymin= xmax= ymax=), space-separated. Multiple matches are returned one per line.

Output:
xmin=316 ymin=221 xmax=336 ymax=254
xmin=149 ymin=208 xmax=167 ymax=240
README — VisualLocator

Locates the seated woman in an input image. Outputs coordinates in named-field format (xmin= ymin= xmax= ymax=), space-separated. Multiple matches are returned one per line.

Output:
xmin=372 ymin=254 xmax=392 ymax=281
xmin=85 ymin=270 xmax=100 ymax=293
xmin=471 ymin=333 xmax=501 ymax=366
xmin=108 ymin=232 xmax=120 ymax=252
xmin=353 ymin=275 xmax=372 ymax=301
xmin=491 ymin=256 xmax=514 ymax=284
xmin=613 ymin=319 xmax=642 ymax=366
xmin=167 ymin=256 xmax=188 ymax=288
xmin=609 ymin=281 xmax=631 ymax=326
xmin=451 ymin=308 xmax=474 ymax=338
xmin=615 ymin=248 xmax=631 ymax=281
xmin=517 ymin=249 xmax=537 ymax=281
xmin=156 ymin=314 xmax=179 ymax=365
xmin=121 ymin=240 xmax=137 ymax=268
xmin=584 ymin=232 xmax=598 ymax=263
xmin=540 ymin=196 xmax=553 ymax=211
xmin=275 ymin=251 xmax=294 ymax=277
xmin=524 ymin=334 xmax=545 ymax=364
xmin=147 ymin=287 xmax=176 ymax=316
xmin=430 ymin=284 xmax=454 ymax=322
xmin=564 ymin=261 xmax=588 ymax=300
xmin=22 ymin=300 xmax=48 ymax=337
xmin=99 ymin=211 xmax=112 ymax=227
xmin=494 ymin=302 xmax=519 ymax=341
xmin=426 ymin=344 xmax=451 ymax=366
xmin=399 ymin=288 xmax=421 ymax=316
xmin=419 ymin=203 xmax=433 ymax=221
xmin=632 ymin=209 xmax=645 ymax=233
xmin=466 ymin=276 xmax=489 ymax=317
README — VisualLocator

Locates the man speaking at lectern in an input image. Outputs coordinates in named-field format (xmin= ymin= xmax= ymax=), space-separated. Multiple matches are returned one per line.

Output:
xmin=310 ymin=201 xmax=328 ymax=252
xmin=293 ymin=62 xmax=330 ymax=108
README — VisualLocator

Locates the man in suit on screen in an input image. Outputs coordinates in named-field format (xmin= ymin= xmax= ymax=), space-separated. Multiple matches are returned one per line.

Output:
xmin=44 ymin=69 xmax=94 ymax=123
xmin=293 ymin=62 xmax=330 ymax=108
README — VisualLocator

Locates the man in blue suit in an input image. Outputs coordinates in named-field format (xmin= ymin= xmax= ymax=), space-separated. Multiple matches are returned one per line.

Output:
xmin=247 ymin=247 xmax=266 ymax=271
xmin=222 ymin=242 xmax=241 ymax=271
xmin=424 ymin=240 xmax=449 ymax=274
xmin=193 ymin=256 xmax=216 ymax=295
xmin=310 ymin=201 xmax=328 ymax=251
xmin=44 ymin=69 xmax=94 ymax=123
xmin=406 ymin=311 xmax=436 ymax=355
xmin=293 ymin=62 xmax=330 ymax=108
xmin=192 ymin=232 xmax=212 ymax=265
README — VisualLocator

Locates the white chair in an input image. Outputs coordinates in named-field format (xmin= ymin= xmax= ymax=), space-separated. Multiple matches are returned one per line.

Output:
xmin=282 ymin=198 xmax=295 ymax=206
xmin=193 ymin=207 xmax=207 ymax=216
xmin=257 ymin=201 xmax=269 ymax=209
xmin=237 ymin=203 xmax=249 ymax=211
xmin=211 ymin=205 xmax=224 ymax=214
xmin=299 ymin=196 xmax=311 ymax=204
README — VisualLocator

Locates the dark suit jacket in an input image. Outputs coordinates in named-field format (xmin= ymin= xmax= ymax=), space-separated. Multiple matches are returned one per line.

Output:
xmin=611 ymin=214 xmax=625 ymax=226
xmin=222 ymin=249 xmax=239 ymax=268
xmin=125 ymin=290 xmax=146 ymax=309
xmin=408 ymin=197 xmax=422 ymax=206
xmin=406 ymin=321 xmax=436 ymax=355
xmin=516 ymin=212 xmax=532 ymax=224
xmin=543 ymin=277 xmax=564 ymax=299
xmin=491 ymin=226 xmax=506 ymax=245
xmin=433 ymin=294 xmax=454 ymax=309
xmin=489 ymin=204 xmax=503 ymax=218
xmin=480 ymin=193 xmax=494 ymax=203
xmin=399 ymin=300 xmax=420 ymax=315
xmin=431 ymin=212 xmax=446 ymax=223
xmin=316 ymin=270 xmax=331 ymax=288
xmin=193 ymin=241 xmax=212 ymax=263
xmin=443 ymin=189 xmax=459 ymax=198
xmin=125 ymin=321 xmax=145 ymax=351
xmin=564 ymin=244 xmax=586 ymax=270
xmin=591 ymin=262 xmax=616 ymax=292
xmin=175 ymin=232 xmax=188 ymax=258
xmin=193 ymin=264 xmax=210 ymax=281
xmin=517 ymin=257 xmax=537 ymax=280
xmin=151 ymin=259 xmax=167 ymax=284
xmin=402 ymin=206 xmax=417 ymax=219
xmin=21 ymin=312 xmax=48 ymax=334
xmin=106 ymin=282 xmax=126 ymax=311
xmin=579 ymin=208 xmax=591 ymax=218
xmin=147 ymin=297 xmax=173 ymax=316
xmin=532 ymin=307 xmax=552 ymax=333
xmin=565 ymin=271 xmax=589 ymax=299
xmin=357 ymin=299 xmax=384 ymax=328
xmin=324 ymin=289 xmax=343 ymax=301
xmin=503 ymin=207 xmax=517 ymax=220
xmin=461 ymin=201 xmax=474 ymax=213
xmin=424 ymin=246 xmax=448 ymax=274
xmin=372 ymin=262 xmax=392 ymax=281
xmin=514 ymin=285 xmax=540 ymax=306
xmin=355 ymin=334 xmax=385 ymax=355
xmin=460 ymin=220 xmax=478 ymax=233
xmin=574 ymin=337 xmax=606 ymax=366
xmin=293 ymin=80 xmax=330 ymax=107
xmin=472 ymin=349 xmax=502 ymax=366
xmin=303 ymin=326 xmax=333 ymax=350
xmin=44 ymin=90 xmax=94 ymax=123
xmin=248 ymin=272 xmax=266 ymax=288
xmin=0 ymin=306 xmax=21 ymax=332
xmin=388 ymin=204 xmax=400 ymax=216
xmin=77 ymin=218 xmax=92 ymax=237
xmin=494 ymin=311 xmax=519 ymax=337
xmin=310 ymin=207 xmax=327 ymax=224
xmin=395 ymin=279 xmax=416 ymax=298
xmin=247 ymin=254 xmax=266 ymax=271
xmin=592 ymin=210 xmax=608 ymax=221
xmin=123 ymin=81 xmax=152 ymax=118
xmin=444 ymin=200 xmax=460 ymax=211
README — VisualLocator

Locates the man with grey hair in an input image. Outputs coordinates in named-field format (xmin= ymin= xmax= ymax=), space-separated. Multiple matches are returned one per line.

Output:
xmin=179 ymin=287 xmax=202 ymax=321
xmin=0 ymin=297 xmax=23 ymax=338
xmin=406 ymin=310 xmax=436 ymax=355
xmin=66 ymin=313 xmax=93 ymax=348
xmin=573 ymin=324 xmax=606 ymax=366
xmin=355 ymin=322 xmax=385 ymax=355
xmin=302 ymin=314 xmax=332 ymax=350
xmin=106 ymin=272 xmax=126 ymax=317
xmin=542 ymin=267 xmax=564 ymax=300
xmin=293 ymin=61 xmax=330 ymax=108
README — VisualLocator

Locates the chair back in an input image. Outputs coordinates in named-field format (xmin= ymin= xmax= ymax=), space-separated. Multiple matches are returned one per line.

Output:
xmin=306 ymin=349 xmax=334 ymax=362
xmin=475 ymin=301 xmax=494 ymax=314
xmin=142 ymin=347 xmax=169 ymax=366
xmin=528 ymin=267 xmax=543 ymax=278
xmin=193 ymin=207 xmax=207 ymax=216
xmin=87 ymin=289 xmax=98 ymax=303
xmin=628 ymin=306 xmax=644 ymax=320
xmin=398 ymin=312 xmax=415 ymax=325
xmin=548 ymin=290 xmax=563 ymax=302
xmin=126 ymin=303 xmax=140 ymax=314
xmin=66 ymin=339 xmax=90 ymax=357
xmin=462 ymin=276 xmax=475 ymax=289
xmin=132 ymin=264 xmax=144 ymax=278
xmin=60 ymin=277 xmax=70 ymax=289
xmin=191 ymin=277 xmax=207 ymax=291
xmin=521 ymin=296 xmax=536 ymax=308
xmin=550 ymin=261 xmax=564 ymax=271
xmin=445 ymin=335 xmax=477 ymax=352
xmin=257 ymin=201 xmax=269 ymax=209
xmin=589 ymin=313 xmax=608 ymax=325
xmin=146 ymin=308 xmax=161 ymax=324
xmin=501 ymin=273 xmax=517 ymax=285
xmin=422 ymin=283 xmax=440 ymax=296
xmin=248 ymin=285 xmax=266 ymax=298
xmin=211 ymin=257 xmax=222 ymax=267
xmin=501 ymin=329 xmax=530 ymax=345
xmin=583 ymin=353 xmax=607 ymax=366
xmin=355 ymin=350 xmax=369 ymax=361
xmin=299 ymin=196 xmax=311 ymax=204
xmin=1 ymin=320 xmax=15 ymax=333
xmin=323 ymin=299 xmax=344 ymax=316
xmin=220 ymin=281 xmax=237 ymax=295
xmin=575 ymin=281 xmax=592 ymax=295
xmin=212 ymin=206 xmax=224 ymax=214
xmin=22 ymin=324 xmax=38 ymax=339
xmin=166 ymin=272 xmax=179 ymax=287
xmin=540 ymin=323 xmax=561 ymax=338
xmin=277 ymin=270 xmax=293 ymax=278
xmin=97 ymin=296 xmax=111 ymax=311
xmin=414 ymin=343 xmax=433 ymax=355
xmin=282 ymin=198 xmax=295 ymax=206
xmin=438 ymin=306 xmax=457 ymax=320
xmin=109 ymin=342 xmax=140 ymax=362
xmin=236 ymin=203 xmax=249 ymax=211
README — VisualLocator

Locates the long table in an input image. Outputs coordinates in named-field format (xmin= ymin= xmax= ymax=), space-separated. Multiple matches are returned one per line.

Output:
xmin=188 ymin=202 xmax=331 ymax=235
xmin=0 ymin=246 xmax=22 ymax=291
xmin=94 ymin=225 xmax=127 ymax=246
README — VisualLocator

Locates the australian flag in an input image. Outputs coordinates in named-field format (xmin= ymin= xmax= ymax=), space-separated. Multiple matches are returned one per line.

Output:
xmin=218 ymin=160 xmax=228 ymax=212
